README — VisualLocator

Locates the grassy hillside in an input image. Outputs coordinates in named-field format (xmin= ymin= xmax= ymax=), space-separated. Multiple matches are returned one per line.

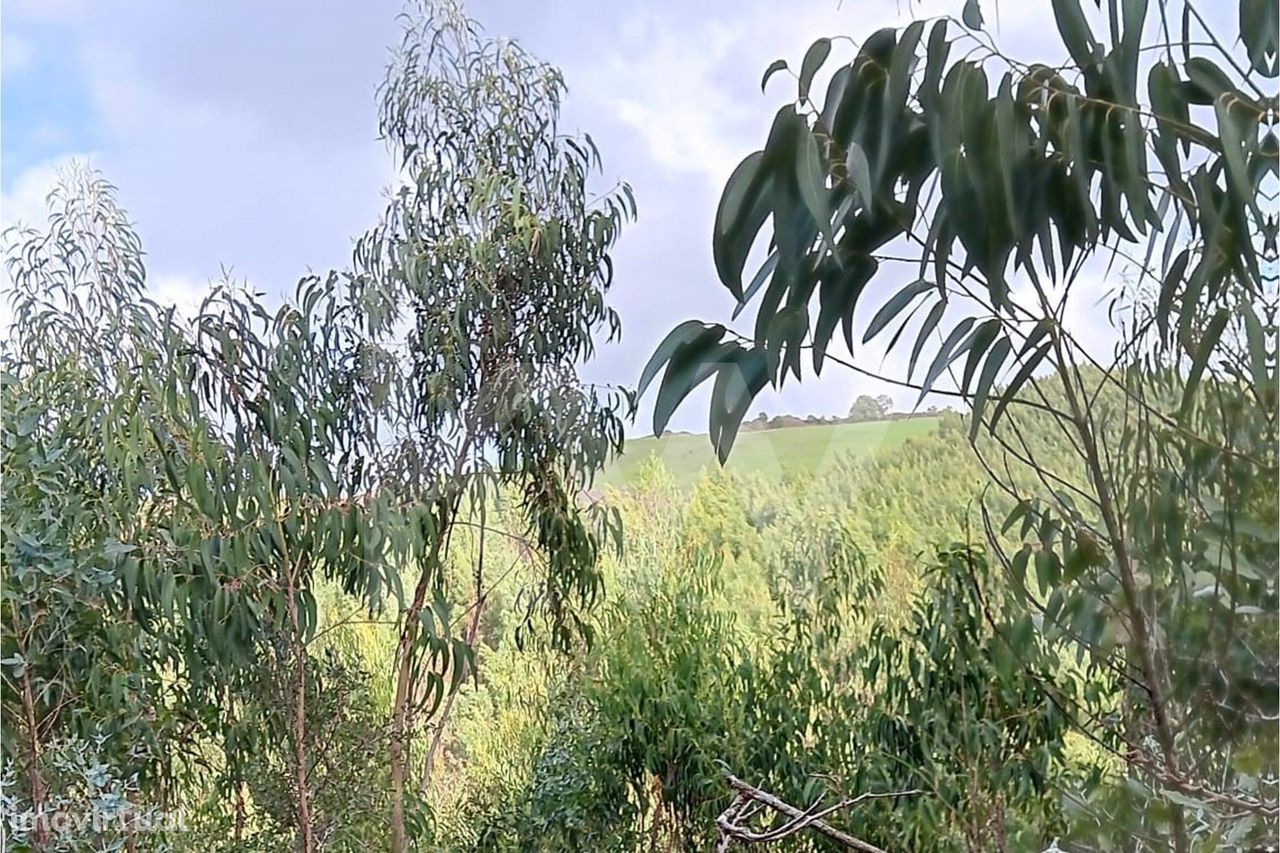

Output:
xmin=601 ymin=417 xmax=941 ymax=488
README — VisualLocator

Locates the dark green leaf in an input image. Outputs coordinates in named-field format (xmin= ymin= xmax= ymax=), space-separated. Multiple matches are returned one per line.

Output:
xmin=845 ymin=141 xmax=873 ymax=211
xmin=814 ymin=256 xmax=877 ymax=370
xmin=1240 ymin=0 xmax=1280 ymax=77
xmin=733 ymin=252 xmax=779 ymax=321
xmin=922 ymin=20 xmax=952 ymax=111
xmin=864 ymin=279 xmax=933 ymax=343
xmin=799 ymin=38 xmax=832 ymax=101
xmin=1052 ymin=0 xmax=1100 ymax=69
xmin=1242 ymin=300 xmax=1270 ymax=392
xmin=710 ymin=348 xmax=771 ymax=462
xmin=990 ymin=340 xmax=1052 ymax=432
xmin=918 ymin=317 xmax=976 ymax=404
xmin=797 ymin=128 xmax=836 ymax=251
xmin=962 ymin=0 xmax=985 ymax=29
xmin=762 ymin=59 xmax=789 ymax=93
xmin=1215 ymin=92 xmax=1260 ymax=219
xmin=970 ymin=336 xmax=1012 ymax=440
xmin=714 ymin=152 xmax=771 ymax=299
xmin=960 ymin=318 xmax=1001 ymax=393
xmin=907 ymin=300 xmax=946 ymax=380
xmin=1157 ymin=249 xmax=1190 ymax=338
xmin=637 ymin=320 xmax=720 ymax=399
xmin=1179 ymin=307 xmax=1230 ymax=419
xmin=1184 ymin=57 xmax=1236 ymax=104
xmin=885 ymin=21 xmax=924 ymax=119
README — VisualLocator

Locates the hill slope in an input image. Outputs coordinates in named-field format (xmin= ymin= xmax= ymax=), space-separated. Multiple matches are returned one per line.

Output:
xmin=601 ymin=417 xmax=940 ymax=488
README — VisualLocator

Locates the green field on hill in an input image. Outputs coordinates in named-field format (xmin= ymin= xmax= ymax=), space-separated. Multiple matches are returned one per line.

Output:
xmin=600 ymin=417 xmax=941 ymax=488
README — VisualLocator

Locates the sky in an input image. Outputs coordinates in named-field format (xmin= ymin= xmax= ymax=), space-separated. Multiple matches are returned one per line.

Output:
xmin=2 ymin=0 xmax=1105 ymax=435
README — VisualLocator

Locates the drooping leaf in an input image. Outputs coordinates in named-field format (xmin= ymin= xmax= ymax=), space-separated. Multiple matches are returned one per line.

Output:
xmin=761 ymin=58 xmax=790 ymax=93
xmin=960 ymin=318 xmax=1001 ymax=392
xmin=1117 ymin=0 xmax=1150 ymax=99
xmin=1215 ymin=92 xmax=1260 ymax=219
xmin=1240 ymin=0 xmax=1280 ymax=77
xmin=733 ymin=252 xmax=779 ymax=320
xmin=970 ymin=335 xmax=1012 ymax=440
xmin=918 ymin=317 xmax=976 ymax=404
xmin=653 ymin=336 xmax=738 ymax=437
xmin=799 ymin=38 xmax=832 ymax=101
xmin=907 ymin=299 xmax=947 ymax=380
xmin=1156 ymin=249 xmax=1191 ymax=342
xmin=885 ymin=21 xmax=925 ymax=120
xmin=922 ymin=19 xmax=952 ymax=111
xmin=845 ymin=141 xmax=874 ymax=211
xmin=637 ymin=320 xmax=722 ymax=399
xmin=714 ymin=152 xmax=772 ymax=299
xmin=709 ymin=347 xmax=771 ymax=462
xmin=864 ymin=279 xmax=933 ymax=343
xmin=797 ymin=128 xmax=836 ymax=251
xmin=990 ymin=339 xmax=1052 ymax=433
xmin=1241 ymin=300 xmax=1271 ymax=393
xmin=1184 ymin=57 xmax=1237 ymax=104
xmin=1052 ymin=0 xmax=1100 ymax=70
xmin=814 ymin=256 xmax=877 ymax=370
xmin=1179 ymin=307 xmax=1230 ymax=419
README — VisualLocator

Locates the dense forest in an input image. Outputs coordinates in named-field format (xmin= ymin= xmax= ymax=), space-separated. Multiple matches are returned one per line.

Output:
xmin=2 ymin=0 xmax=1276 ymax=851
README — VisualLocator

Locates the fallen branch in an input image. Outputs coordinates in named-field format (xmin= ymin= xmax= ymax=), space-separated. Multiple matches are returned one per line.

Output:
xmin=715 ymin=773 xmax=920 ymax=852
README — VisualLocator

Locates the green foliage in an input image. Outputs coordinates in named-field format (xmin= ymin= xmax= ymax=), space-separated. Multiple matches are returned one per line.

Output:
xmin=3 ymin=4 xmax=635 ymax=848
xmin=600 ymin=417 xmax=939 ymax=489
xmin=353 ymin=8 xmax=635 ymax=842
xmin=641 ymin=0 xmax=1274 ymax=459
xmin=639 ymin=0 xmax=1276 ymax=848
xmin=0 ymin=165 xmax=434 ymax=849
xmin=846 ymin=394 xmax=893 ymax=423
xmin=433 ymin=493 xmax=1081 ymax=850
xmin=6 ymin=2 xmax=1273 ymax=850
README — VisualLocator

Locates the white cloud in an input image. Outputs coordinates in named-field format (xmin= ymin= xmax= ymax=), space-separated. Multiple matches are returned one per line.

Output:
xmin=0 ymin=157 xmax=85 ymax=334
xmin=0 ymin=0 xmax=1103 ymax=433
xmin=0 ymin=157 xmax=214 ymax=333
xmin=0 ymin=155 xmax=85 ymax=231
xmin=586 ymin=0 xmax=1069 ymax=198
xmin=150 ymin=273 xmax=212 ymax=320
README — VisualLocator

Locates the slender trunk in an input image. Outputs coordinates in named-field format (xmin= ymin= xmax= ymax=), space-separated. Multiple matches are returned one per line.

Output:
xmin=21 ymin=666 xmax=49 ymax=851
xmin=420 ymin=521 xmax=486 ymax=797
xmin=234 ymin=781 xmax=246 ymax=844
xmin=279 ymin=532 xmax=314 ymax=853
xmin=420 ymin=593 xmax=483 ymax=794
xmin=388 ymin=621 xmax=417 ymax=853
xmin=390 ymin=419 xmax=479 ymax=852
xmin=1048 ymin=333 xmax=1189 ymax=853
xmin=390 ymin=501 xmax=455 ymax=853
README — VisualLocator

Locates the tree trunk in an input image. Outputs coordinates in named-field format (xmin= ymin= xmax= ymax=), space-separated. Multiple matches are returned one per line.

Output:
xmin=388 ymin=621 xmax=418 ymax=853
xmin=420 ymin=521 xmax=486 ymax=798
xmin=389 ymin=501 xmax=455 ymax=853
xmin=282 ymin=555 xmax=314 ymax=853
xmin=419 ymin=591 xmax=484 ymax=795
xmin=234 ymin=781 xmax=246 ymax=844
xmin=21 ymin=667 xmax=49 ymax=851
xmin=1047 ymin=332 xmax=1189 ymax=853
xmin=389 ymin=428 xmax=474 ymax=851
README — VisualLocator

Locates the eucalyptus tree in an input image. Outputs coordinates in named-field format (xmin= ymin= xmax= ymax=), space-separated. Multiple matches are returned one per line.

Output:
xmin=351 ymin=3 xmax=633 ymax=847
xmin=1 ymin=169 xmax=181 ymax=851
xmin=642 ymin=0 xmax=1276 ymax=848
xmin=1 ymin=168 xmax=428 ymax=852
